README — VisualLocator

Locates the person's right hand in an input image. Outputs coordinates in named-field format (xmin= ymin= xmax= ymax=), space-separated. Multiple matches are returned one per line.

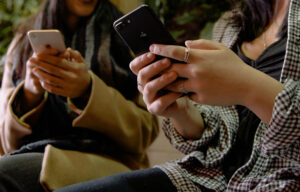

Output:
xmin=130 ymin=53 xmax=204 ymax=139
xmin=130 ymin=53 xmax=183 ymax=117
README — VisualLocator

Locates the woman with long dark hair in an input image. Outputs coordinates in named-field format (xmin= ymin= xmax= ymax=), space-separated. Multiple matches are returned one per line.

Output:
xmin=0 ymin=0 xmax=158 ymax=191
xmin=55 ymin=0 xmax=299 ymax=191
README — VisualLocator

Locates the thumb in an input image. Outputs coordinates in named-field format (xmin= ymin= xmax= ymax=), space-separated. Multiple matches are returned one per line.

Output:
xmin=64 ymin=48 xmax=84 ymax=62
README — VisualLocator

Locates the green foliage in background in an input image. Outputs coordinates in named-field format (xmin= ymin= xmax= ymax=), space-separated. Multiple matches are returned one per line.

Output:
xmin=0 ymin=0 xmax=41 ymax=83
xmin=0 ymin=0 xmax=41 ymax=58
xmin=143 ymin=0 xmax=231 ymax=44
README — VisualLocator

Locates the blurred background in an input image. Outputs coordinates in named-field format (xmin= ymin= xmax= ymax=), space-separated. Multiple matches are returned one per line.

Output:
xmin=0 ymin=0 xmax=231 ymax=81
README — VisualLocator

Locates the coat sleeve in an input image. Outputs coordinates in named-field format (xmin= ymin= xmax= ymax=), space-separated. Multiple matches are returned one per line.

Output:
xmin=0 ymin=34 xmax=39 ymax=154
xmin=262 ymin=79 xmax=300 ymax=163
xmin=161 ymin=101 xmax=239 ymax=166
xmin=72 ymin=72 xmax=159 ymax=155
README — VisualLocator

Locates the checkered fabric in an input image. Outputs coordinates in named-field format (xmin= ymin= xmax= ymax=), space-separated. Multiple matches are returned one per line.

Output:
xmin=156 ymin=0 xmax=300 ymax=191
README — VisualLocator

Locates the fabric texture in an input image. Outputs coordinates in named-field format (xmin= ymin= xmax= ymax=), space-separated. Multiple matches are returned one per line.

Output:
xmin=157 ymin=1 xmax=300 ymax=191
xmin=54 ymin=168 xmax=177 ymax=192
xmin=40 ymin=145 xmax=131 ymax=191
xmin=222 ymin=35 xmax=286 ymax=180
xmin=0 ymin=153 xmax=44 ymax=192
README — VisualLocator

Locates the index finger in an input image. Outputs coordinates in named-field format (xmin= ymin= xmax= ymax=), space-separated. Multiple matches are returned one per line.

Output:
xmin=36 ymin=53 xmax=69 ymax=70
xmin=67 ymin=48 xmax=84 ymax=62
xmin=149 ymin=44 xmax=196 ymax=63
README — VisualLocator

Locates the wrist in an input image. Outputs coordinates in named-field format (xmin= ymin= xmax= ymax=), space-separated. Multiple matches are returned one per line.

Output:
xmin=241 ymin=69 xmax=283 ymax=123
xmin=170 ymin=98 xmax=204 ymax=139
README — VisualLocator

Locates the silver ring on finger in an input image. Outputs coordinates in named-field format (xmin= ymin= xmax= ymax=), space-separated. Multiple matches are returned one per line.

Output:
xmin=183 ymin=47 xmax=190 ymax=63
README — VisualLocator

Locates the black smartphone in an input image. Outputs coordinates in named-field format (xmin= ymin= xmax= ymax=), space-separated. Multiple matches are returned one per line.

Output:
xmin=113 ymin=4 xmax=179 ymax=60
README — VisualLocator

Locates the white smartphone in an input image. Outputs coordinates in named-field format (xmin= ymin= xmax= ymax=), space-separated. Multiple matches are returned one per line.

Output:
xmin=27 ymin=29 xmax=66 ymax=54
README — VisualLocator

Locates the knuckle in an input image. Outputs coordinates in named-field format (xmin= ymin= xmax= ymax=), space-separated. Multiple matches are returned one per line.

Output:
xmin=152 ymin=61 xmax=160 ymax=70
xmin=129 ymin=62 xmax=136 ymax=72
xmin=137 ymin=74 xmax=143 ymax=85
xmin=155 ymin=101 xmax=164 ymax=112
xmin=145 ymin=83 xmax=155 ymax=93
xmin=138 ymin=70 xmax=146 ymax=82
xmin=160 ymin=73 xmax=170 ymax=81
xmin=143 ymin=85 xmax=151 ymax=96
xmin=148 ymin=105 xmax=158 ymax=115
xmin=190 ymin=68 xmax=203 ymax=78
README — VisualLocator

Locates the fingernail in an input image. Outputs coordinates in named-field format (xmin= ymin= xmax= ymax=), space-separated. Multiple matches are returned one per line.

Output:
xmin=149 ymin=44 xmax=156 ymax=52
xmin=185 ymin=40 xmax=191 ymax=47
xmin=162 ymin=58 xmax=169 ymax=64
xmin=147 ymin=53 xmax=153 ymax=58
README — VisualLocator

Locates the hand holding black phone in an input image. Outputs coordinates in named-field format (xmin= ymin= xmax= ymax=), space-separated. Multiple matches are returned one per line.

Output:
xmin=113 ymin=4 xmax=188 ymax=96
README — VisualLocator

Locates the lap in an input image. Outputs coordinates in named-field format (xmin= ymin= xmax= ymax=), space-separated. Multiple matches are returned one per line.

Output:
xmin=54 ymin=167 xmax=177 ymax=192
xmin=0 ymin=152 xmax=44 ymax=192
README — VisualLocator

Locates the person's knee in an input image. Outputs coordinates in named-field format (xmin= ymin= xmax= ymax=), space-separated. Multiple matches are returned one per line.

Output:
xmin=0 ymin=153 xmax=43 ymax=173
xmin=0 ymin=153 xmax=44 ymax=192
xmin=0 ymin=173 xmax=25 ymax=192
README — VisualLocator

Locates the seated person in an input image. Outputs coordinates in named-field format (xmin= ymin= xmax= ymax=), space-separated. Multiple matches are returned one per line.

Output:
xmin=0 ymin=0 xmax=158 ymax=191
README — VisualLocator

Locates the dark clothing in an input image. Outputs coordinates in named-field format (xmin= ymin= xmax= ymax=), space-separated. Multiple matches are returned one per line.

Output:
xmin=54 ymin=168 xmax=176 ymax=192
xmin=0 ymin=153 xmax=44 ymax=192
xmin=223 ymin=36 xmax=287 ymax=180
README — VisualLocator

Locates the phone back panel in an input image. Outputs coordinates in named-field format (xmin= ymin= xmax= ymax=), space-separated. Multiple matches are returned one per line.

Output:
xmin=27 ymin=30 xmax=66 ymax=53
xmin=113 ymin=5 xmax=177 ymax=56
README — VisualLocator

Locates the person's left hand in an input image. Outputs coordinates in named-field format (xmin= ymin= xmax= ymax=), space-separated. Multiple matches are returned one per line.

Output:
xmin=150 ymin=39 xmax=257 ymax=107
xmin=30 ymin=48 xmax=91 ymax=98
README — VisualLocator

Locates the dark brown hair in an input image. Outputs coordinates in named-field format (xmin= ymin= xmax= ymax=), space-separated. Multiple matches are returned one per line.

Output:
xmin=230 ymin=0 xmax=288 ymax=43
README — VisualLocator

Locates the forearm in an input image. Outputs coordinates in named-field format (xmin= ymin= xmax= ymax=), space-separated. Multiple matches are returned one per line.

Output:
xmin=242 ymin=68 xmax=284 ymax=124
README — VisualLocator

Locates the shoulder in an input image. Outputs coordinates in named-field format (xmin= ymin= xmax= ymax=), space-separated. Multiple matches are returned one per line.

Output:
xmin=212 ymin=11 xmax=240 ymax=48
xmin=5 ymin=33 xmax=24 ymax=65
xmin=212 ymin=11 xmax=234 ymax=39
